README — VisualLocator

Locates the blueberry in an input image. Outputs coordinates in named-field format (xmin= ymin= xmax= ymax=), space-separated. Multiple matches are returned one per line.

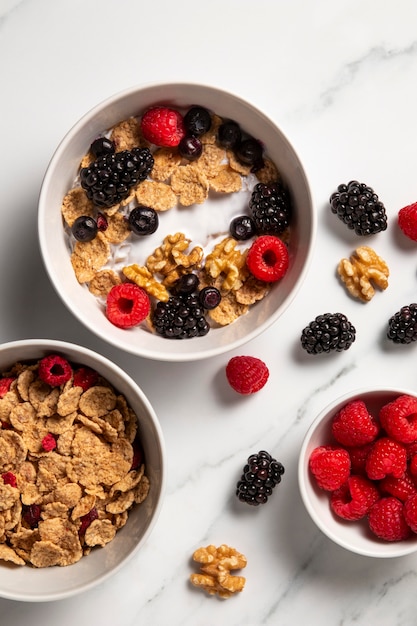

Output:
xmin=235 ymin=138 xmax=263 ymax=166
xmin=218 ymin=121 xmax=241 ymax=149
xmin=183 ymin=106 xmax=212 ymax=136
xmin=199 ymin=286 xmax=221 ymax=310
xmin=178 ymin=136 xmax=203 ymax=160
xmin=230 ymin=215 xmax=256 ymax=240
xmin=128 ymin=206 xmax=158 ymax=236
xmin=173 ymin=273 xmax=199 ymax=295
xmin=90 ymin=137 xmax=115 ymax=158
xmin=71 ymin=215 xmax=98 ymax=242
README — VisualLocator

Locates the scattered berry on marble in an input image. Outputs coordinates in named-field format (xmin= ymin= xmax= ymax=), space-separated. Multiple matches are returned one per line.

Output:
xmin=151 ymin=294 xmax=210 ymax=339
xmin=236 ymin=450 xmax=285 ymax=506
xmin=128 ymin=205 xmax=159 ymax=236
xmin=0 ymin=376 xmax=15 ymax=398
xmin=246 ymin=235 xmax=289 ymax=282
xmin=2 ymin=471 xmax=17 ymax=488
xmin=198 ymin=286 xmax=221 ymax=310
xmin=379 ymin=394 xmax=417 ymax=444
xmin=38 ymin=354 xmax=73 ymax=387
xmin=217 ymin=120 xmax=242 ymax=149
xmin=106 ymin=282 xmax=151 ymax=329
xmin=365 ymin=437 xmax=407 ymax=480
xmin=368 ymin=497 xmax=411 ymax=542
xmin=73 ymin=366 xmax=99 ymax=391
xmin=308 ymin=445 xmax=351 ymax=491
xmin=41 ymin=433 xmax=57 ymax=452
xmin=90 ymin=137 xmax=115 ymax=158
xmin=225 ymin=355 xmax=269 ymax=395
xmin=330 ymin=475 xmax=379 ymax=520
xmin=331 ymin=399 xmax=380 ymax=447
xmin=229 ymin=215 xmax=256 ymax=240
xmin=183 ymin=106 xmax=212 ymax=136
xmin=387 ymin=303 xmax=417 ymax=344
xmin=71 ymin=215 xmax=98 ymax=242
xmin=300 ymin=312 xmax=356 ymax=355
xmin=140 ymin=106 xmax=186 ymax=147
xmin=329 ymin=180 xmax=388 ymax=236
xmin=398 ymin=202 xmax=417 ymax=241
xmin=249 ymin=181 xmax=292 ymax=236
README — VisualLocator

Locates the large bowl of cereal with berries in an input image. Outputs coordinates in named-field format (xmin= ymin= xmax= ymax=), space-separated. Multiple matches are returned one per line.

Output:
xmin=0 ymin=339 xmax=165 ymax=601
xmin=38 ymin=82 xmax=315 ymax=361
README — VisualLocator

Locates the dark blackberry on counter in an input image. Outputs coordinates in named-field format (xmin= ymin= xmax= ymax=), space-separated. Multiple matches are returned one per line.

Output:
xmin=329 ymin=180 xmax=388 ymax=235
xmin=152 ymin=294 xmax=210 ymax=339
xmin=249 ymin=181 xmax=292 ymax=235
xmin=387 ymin=304 xmax=417 ymax=344
xmin=236 ymin=451 xmax=285 ymax=506
xmin=301 ymin=313 xmax=356 ymax=355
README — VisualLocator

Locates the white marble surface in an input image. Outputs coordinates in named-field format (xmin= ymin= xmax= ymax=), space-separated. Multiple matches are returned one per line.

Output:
xmin=2 ymin=0 xmax=417 ymax=623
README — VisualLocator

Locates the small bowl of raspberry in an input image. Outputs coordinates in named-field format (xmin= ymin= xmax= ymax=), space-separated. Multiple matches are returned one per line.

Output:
xmin=38 ymin=82 xmax=315 ymax=361
xmin=0 ymin=338 xmax=165 ymax=601
xmin=298 ymin=387 xmax=417 ymax=558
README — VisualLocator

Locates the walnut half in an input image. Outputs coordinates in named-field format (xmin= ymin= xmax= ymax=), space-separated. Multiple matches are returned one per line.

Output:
xmin=190 ymin=544 xmax=247 ymax=599
xmin=337 ymin=246 xmax=389 ymax=302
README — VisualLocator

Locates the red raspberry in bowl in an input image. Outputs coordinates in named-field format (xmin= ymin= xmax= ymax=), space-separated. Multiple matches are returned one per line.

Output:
xmin=73 ymin=366 xmax=99 ymax=391
xmin=379 ymin=394 xmax=417 ymax=444
xmin=106 ymin=283 xmax=151 ymax=329
xmin=380 ymin=471 xmax=417 ymax=502
xmin=38 ymin=354 xmax=73 ymax=387
xmin=309 ymin=445 xmax=351 ymax=491
xmin=330 ymin=475 xmax=380 ymax=521
xmin=225 ymin=355 xmax=269 ymax=395
xmin=331 ymin=399 xmax=379 ymax=447
xmin=141 ymin=106 xmax=186 ymax=147
xmin=368 ymin=497 xmax=411 ymax=541
xmin=365 ymin=437 xmax=407 ymax=480
xmin=0 ymin=377 xmax=15 ymax=398
xmin=348 ymin=443 xmax=373 ymax=474
xmin=398 ymin=202 xmax=417 ymax=241
xmin=404 ymin=493 xmax=417 ymax=532
xmin=246 ymin=235 xmax=289 ymax=282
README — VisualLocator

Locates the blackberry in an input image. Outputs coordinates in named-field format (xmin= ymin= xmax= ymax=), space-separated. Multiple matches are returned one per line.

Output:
xmin=152 ymin=294 xmax=210 ymax=339
xmin=387 ymin=303 xmax=417 ymax=344
xmin=236 ymin=450 xmax=285 ymax=506
xmin=80 ymin=147 xmax=154 ymax=208
xmin=249 ymin=181 xmax=292 ymax=235
xmin=301 ymin=312 xmax=356 ymax=355
xmin=329 ymin=180 xmax=388 ymax=236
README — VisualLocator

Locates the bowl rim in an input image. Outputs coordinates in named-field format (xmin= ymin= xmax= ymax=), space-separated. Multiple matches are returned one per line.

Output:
xmin=0 ymin=338 xmax=166 ymax=601
xmin=298 ymin=386 xmax=417 ymax=558
xmin=38 ymin=80 xmax=317 ymax=362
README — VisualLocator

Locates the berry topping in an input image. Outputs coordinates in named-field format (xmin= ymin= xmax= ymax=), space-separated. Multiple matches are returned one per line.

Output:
xmin=73 ymin=366 xmax=99 ymax=391
xmin=0 ymin=377 xmax=15 ymax=398
xmin=309 ymin=445 xmax=351 ymax=491
xmin=71 ymin=215 xmax=98 ymax=242
xmin=128 ymin=205 xmax=159 ymax=236
xmin=41 ymin=433 xmax=57 ymax=452
xmin=152 ymin=294 xmax=210 ymax=339
xmin=365 ymin=437 xmax=407 ymax=480
xmin=23 ymin=504 xmax=42 ymax=529
xmin=199 ymin=286 xmax=221 ymax=310
xmin=225 ymin=355 xmax=269 ymax=395
xmin=246 ymin=235 xmax=289 ymax=282
xmin=300 ymin=312 xmax=356 ymax=355
xmin=330 ymin=475 xmax=380 ymax=521
xmin=404 ymin=493 xmax=417 ymax=532
xmin=183 ymin=106 xmax=212 ymax=136
xmin=78 ymin=507 xmax=99 ymax=535
xmin=379 ymin=394 xmax=417 ymax=444
xmin=368 ymin=497 xmax=411 ymax=541
xmin=329 ymin=180 xmax=388 ymax=236
xmin=141 ymin=106 xmax=186 ymax=147
xmin=131 ymin=437 xmax=145 ymax=470
xmin=331 ymin=400 xmax=380 ymax=447
xmin=236 ymin=450 xmax=285 ymax=506
xmin=90 ymin=137 xmax=115 ymax=158
xmin=38 ymin=354 xmax=73 ymax=387
xmin=229 ymin=215 xmax=256 ymax=240
xmin=380 ymin=472 xmax=417 ymax=502
xmin=80 ymin=147 xmax=154 ymax=208
xmin=172 ymin=273 xmax=199 ymax=295
xmin=217 ymin=120 xmax=241 ymax=149
xmin=235 ymin=138 xmax=263 ymax=166
xmin=2 ymin=471 xmax=17 ymax=488
xmin=178 ymin=135 xmax=203 ymax=160
xmin=96 ymin=212 xmax=108 ymax=231
xmin=249 ymin=182 xmax=292 ymax=236
xmin=387 ymin=303 xmax=417 ymax=344
xmin=398 ymin=202 xmax=417 ymax=241
xmin=106 ymin=283 xmax=151 ymax=329
xmin=348 ymin=443 xmax=373 ymax=474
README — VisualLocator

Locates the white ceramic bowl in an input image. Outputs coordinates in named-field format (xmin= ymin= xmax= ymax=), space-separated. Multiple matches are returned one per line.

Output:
xmin=38 ymin=82 xmax=315 ymax=361
xmin=298 ymin=388 xmax=417 ymax=558
xmin=0 ymin=339 xmax=165 ymax=602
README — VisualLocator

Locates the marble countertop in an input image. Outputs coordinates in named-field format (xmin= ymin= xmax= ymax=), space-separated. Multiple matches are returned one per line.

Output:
xmin=2 ymin=0 xmax=417 ymax=624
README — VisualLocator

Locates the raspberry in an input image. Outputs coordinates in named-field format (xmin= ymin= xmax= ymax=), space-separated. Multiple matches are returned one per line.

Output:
xmin=365 ymin=437 xmax=407 ymax=480
xmin=141 ymin=106 xmax=186 ymax=147
xmin=379 ymin=394 xmax=417 ymax=444
xmin=225 ymin=355 xmax=269 ymax=395
xmin=309 ymin=445 xmax=351 ymax=491
xmin=246 ymin=235 xmax=289 ymax=282
xmin=0 ymin=377 xmax=15 ymax=398
xmin=330 ymin=475 xmax=380 ymax=520
xmin=380 ymin=471 xmax=417 ymax=502
xmin=404 ymin=493 xmax=417 ymax=532
xmin=368 ymin=497 xmax=411 ymax=541
xmin=79 ymin=507 xmax=99 ymax=535
xmin=41 ymin=433 xmax=57 ymax=452
xmin=73 ymin=366 xmax=99 ymax=391
xmin=348 ymin=444 xmax=373 ymax=474
xmin=106 ymin=283 xmax=150 ymax=329
xmin=409 ymin=453 xmax=417 ymax=478
xmin=331 ymin=400 xmax=379 ymax=447
xmin=398 ymin=202 xmax=417 ymax=241
xmin=38 ymin=354 xmax=73 ymax=387
xmin=2 ymin=471 xmax=17 ymax=488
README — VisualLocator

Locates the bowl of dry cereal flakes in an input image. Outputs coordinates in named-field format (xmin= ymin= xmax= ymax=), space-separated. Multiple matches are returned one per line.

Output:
xmin=38 ymin=82 xmax=315 ymax=361
xmin=0 ymin=339 xmax=165 ymax=601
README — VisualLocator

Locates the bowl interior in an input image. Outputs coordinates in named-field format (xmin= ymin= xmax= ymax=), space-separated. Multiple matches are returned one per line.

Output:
xmin=38 ymin=82 xmax=315 ymax=361
xmin=298 ymin=388 xmax=417 ymax=558
xmin=0 ymin=339 xmax=165 ymax=602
